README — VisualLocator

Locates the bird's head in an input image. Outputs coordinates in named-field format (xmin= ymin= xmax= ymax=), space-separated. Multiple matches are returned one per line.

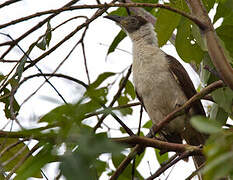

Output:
xmin=104 ymin=15 xmax=147 ymax=33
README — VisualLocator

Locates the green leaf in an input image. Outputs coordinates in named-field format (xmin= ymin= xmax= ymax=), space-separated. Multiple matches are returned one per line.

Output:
xmin=216 ymin=24 xmax=233 ymax=61
xmin=109 ymin=7 xmax=128 ymax=16
xmin=200 ymin=53 xmax=220 ymax=84
xmin=211 ymin=87 xmax=233 ymax=114
xmin=107 ymin=30 xmax=126 ymax=55
xmin=15 ymin=42 xmax=36 ymax=81
xmin=46 ymin=21 xmax=52 ymax=46
xmin=155 ymin=1 xmax=184 ymax=47
xmin=202 ymin=0 xmax=216 ymax=12
xmin=0 ymin=138 xmax=31 ymax=172
xmin=204 ymin=152 xmax=233 ymax=179
xmin=111 ymin=153 xmax=144 ymax=180
xmin=90 ymin=72 xmax=115 ymax=88
xmin=191 ymin=23 xmax=207 ymax=51
xmin=175 ymin=18 xmax=204 ymax=63
xmin=61 ymin=131 xmax=123 ymax=180
xmin=112 ymin=153 xmax=126 ymax=169
xmin=36 ymin=38 xmax=46 ymax=50
xmin=155 ymin=149 xmax=169 ymax=165
xmin=155 ymin=8 xmax=181 ymax=47
xmin=190 ymin=116 xmax=222 ymax=134
xmin=117 ymin=95 xmax=132 ymax=116
xmin=36 ymin=21 xmax=52 ymax=50
xmin=0 ymin=173 xmax=5 ymax=180
xmin=134 ymin=150 xmax=145 ymax=167
xmin=124 ymin=80 xmax=136 ymax=100
xmin=142 ymin=120 xmax=152 ymax=128
xmin=214 ymin=0 xmax=233 ymax=23
xmin=0 ymin=73 xmax=5 ymax=82
xmin=0 ymin=88 xmax=20 ymax=119
xmin=203 ymin=130 xmax=233 ymax=179
xmin=15 ymin=143 xmax=55 ymax=180
xmin=210 ymin=104 xmax=228 ymax=125
xmin=40 ymin=103 xmax=77 ymax=124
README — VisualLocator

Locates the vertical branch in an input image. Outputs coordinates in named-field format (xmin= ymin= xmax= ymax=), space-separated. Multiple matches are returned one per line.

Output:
xmin=81 ymin=40 xmax=91 ymax=84
xmin=186 ymin=0 xmax=233 ymax=90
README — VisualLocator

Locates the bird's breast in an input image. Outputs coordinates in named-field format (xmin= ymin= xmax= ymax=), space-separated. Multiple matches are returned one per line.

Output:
xmin=132 ymin=45 xmax=187 ymax=133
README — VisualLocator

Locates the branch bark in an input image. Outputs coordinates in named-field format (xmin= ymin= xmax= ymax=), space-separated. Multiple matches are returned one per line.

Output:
xmin=186 ymin=0 xmax=233 ymax=90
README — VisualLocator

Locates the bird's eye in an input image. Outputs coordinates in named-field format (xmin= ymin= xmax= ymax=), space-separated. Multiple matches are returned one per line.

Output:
xmin=130 ymin=18 xmax=137 ymax=24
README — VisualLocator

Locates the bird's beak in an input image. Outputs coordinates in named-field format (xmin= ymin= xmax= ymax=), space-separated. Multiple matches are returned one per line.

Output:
xmin=104 ymin=15 xmax=125 ymax=23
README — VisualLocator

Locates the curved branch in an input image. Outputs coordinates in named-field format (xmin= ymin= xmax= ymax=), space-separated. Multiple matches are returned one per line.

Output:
xmin=186 ymin=0 xmax=233 ymax=90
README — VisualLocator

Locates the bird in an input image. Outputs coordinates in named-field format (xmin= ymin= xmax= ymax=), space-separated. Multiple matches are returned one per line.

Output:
xmin=104 ymin=15 xmax=207 ymax=178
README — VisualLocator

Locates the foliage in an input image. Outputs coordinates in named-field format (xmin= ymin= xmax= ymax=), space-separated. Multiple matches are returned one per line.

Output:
xmin=0 ymin=0 xmax=232 ymax=180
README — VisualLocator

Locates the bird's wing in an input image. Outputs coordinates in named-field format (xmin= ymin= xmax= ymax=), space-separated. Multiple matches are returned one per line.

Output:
xmin=166 ymin=54 xmax=207 ymax=169
xmin=166 ymin=54 xmax=205 ymax=116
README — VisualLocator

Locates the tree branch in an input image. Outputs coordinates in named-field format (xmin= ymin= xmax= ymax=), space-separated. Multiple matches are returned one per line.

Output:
xmin=186 ymin=0 xmax=233 ymax=90
xmin=112 ymin=136 xmax=202 ymax=154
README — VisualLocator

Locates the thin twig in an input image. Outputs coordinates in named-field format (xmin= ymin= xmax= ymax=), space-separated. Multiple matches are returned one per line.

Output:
xmin=146 ymin=151 xmax=192 ymax=180
xmin=185 ymin=163 xmax=205 ymax=180
xmin=0 ymin=3 xmax=206 ymax=32
xmin=0 ymin=0 xmax=21 ymax=9
xmin=94 ymin=66 xmax=132 ymax=131
xmin=0 ymin=0 xmax=80 ymax=59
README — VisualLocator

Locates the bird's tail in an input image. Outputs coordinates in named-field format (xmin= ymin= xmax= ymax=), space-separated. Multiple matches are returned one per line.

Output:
xmin=183 ymin=125 xmax=207 ymax=180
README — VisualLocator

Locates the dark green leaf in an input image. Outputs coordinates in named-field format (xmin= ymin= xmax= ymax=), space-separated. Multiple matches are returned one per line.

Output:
xmin=134 ymin=150 xmax=145 ymax=167
xmin=0 ymin=88 xmax=20 ymax=119
xmin=190 ymin=116 xmax=222 ymax=134
xmin=155 ymin=2 xmax=182 ymax=47
xmin=204 ymin=152 xmax=233 ymax=179
xmin=61 ymin=131 xmax=122 ymax=180
xmin=0 ymin=74 xmax=5 ymax=82
xmin=203 ymin=130 xmax=233 ymax=179
xmin=191 ymin=23 xmax=207 ymax=51
xmin=155 ymin=149 xmax=169 ymax=165
xmin=200 ymin=53 xmax=219 ymax=84
xmin=36 ymin=38 xmax=46 ymax=50
xmin=107 ymin=30 xmax=126 ymax=55
xmin=46 ymin=21 xmax=52 ymax=46
xmin=210 ymin=104 xmax=228 ymax=125
xmin=0 ymin=173 xmax=5 ymax=180
xmin=124 ymin=80 xmax=136 ymax=100
xmin=0 ymin=138 xmax=31 ymax=172
xmin=15 ymin=143 xmax=55 ymax=180
xmin=40 ymin=103 xmax=77 ymax=124
xmin=211 ymin=87 xmax=233 ymax=114
xmin=202 ymin=0 xmax=216 ymax=12
xmin=214 ymin=0 xmax=233 ymax=23
xmin=216 ymin=24 xmax=233 ymax=61
xmin=112 ymin=153 xmax=126 ymax=169
xmin=117 ymin=95 xmax=132 ymax=116
xmin=90 ymin=72 xmax=115 ymax=88
xmin=85 ymin=87 xmax=108 ymax=104
xmin=176 ymin=18 xmax=204 ymax=63
xmin=16 ymin=42 xmax=36 ymax=81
